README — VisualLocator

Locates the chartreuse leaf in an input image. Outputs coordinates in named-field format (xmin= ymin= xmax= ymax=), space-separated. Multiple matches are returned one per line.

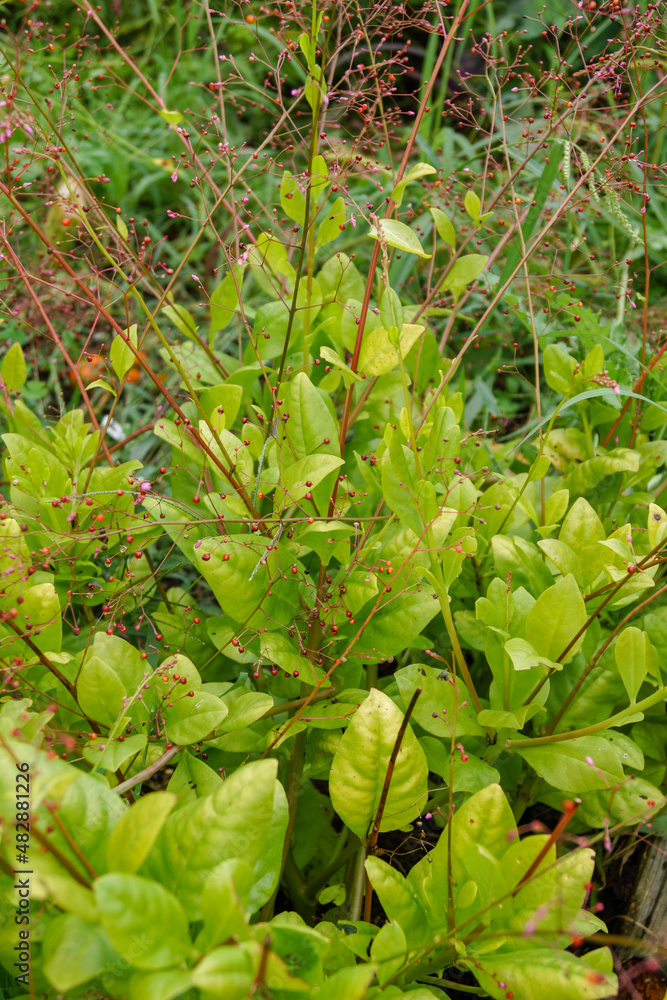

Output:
xmin=369 ymin=219 xmax=431 ymax=258
xmin=316 ymin=965 xmax=376 ymax=1000
xmin=441 ymin=253 xmax=488 ymax=302
xmin=524 ymin=574 xmax=586 ymax=663
xmin=77 ymin=655 xmax=126 ymax=727
xmin=391 ymin=162 xmax=437 ymax=208
xmin=42 ymin=914 xmax=116 ymax=992
xmin=110 ymin=324 xmax=138 ymax=380
xmin=430 ymin=206 xmax=455 ymax=247
xmin=615 ymin=627 xmax=655 ymax=703
xmin=316 ymin=196 xmax=345 ymax=250
xmin=274 ymin=453 xmax=344 ymax=510
xmin=358 ymin=323 xmax=424 ymax=377
xmin=94 ymin=873 xmax=192 ymax=970
xmin=196 ymin=859 xmax=254 ymax=950
xmin=648 ymin=502 xmax=667 ymax=548
xmin=2 ymin=342 xmax=27 ymax=391
xmin=209 ymin=269 xmax=241 ymax=339
xmin=159 ymin=108 xmax=183 ymax=125
xmin=107 ymin=792 xmax=177 ymax=874
xmin=371 ymin=920 xmax=407 ymax=985
xmin=395 ymin=663 xmax=483 ymax=738
xmin=329 ymin=688 xmax=428 ymax=838
xmin=365 ymin=856 xmax=429 ymax=947
xmin=515 ymin=735 xmax=624 ymax=793
xmin=280 ymin=169 xmax=306 ymax=225
xmin=467 ymin=948 xmax=616 ymax=1000
xmin=189 ymin=945 xmax=255 ymax=996
xmin=142 ymin=758 xmax=288 ymax=918
xmin=543 ymin=343 xmax=576 ymax=394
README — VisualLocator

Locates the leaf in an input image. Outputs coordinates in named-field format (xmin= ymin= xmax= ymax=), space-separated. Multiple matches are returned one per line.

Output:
xmin=358 ymin=323 xmax=424 ymax=377
xmin=371 ymin=920 xmax=407 ymax=985
xmin=319 ymin=346 xmax=361 ymax=387
xmin=317 ymin=965 xmax=376 ymax=1000
xmin=395 ymin=663 xmax=483 ymax=738
xmin=469 ymin=948 xmax=616 ymax=1000
xmin=85 ymin=378 xmax=116 ymax=395
xmin=441 ymin=254 xmax=488 ymax=302
xmin=337 ymin=590 xmax=440 ymax=664
xmin=76 ymin=655 xmax=126 ymax=727
xmin=143 ymin=758 xmax=288 ymax=918
xmin=504 ymin=637 xmax=562 ymax=672
xmin=516 ymin=735 xmax=624 ymax=793
xmin=524 ymin=574 xmax=586 ymax=663
xmin=614 ymin=627 xmax=655 ymax=703
xmin=430 ymin=207 xmax=456 ymax=247
xmin=110 ymin=324 xmax=138 ymax=381
xmin=164 ymin=691 xmax=228 ymax=745
xmin=647 ymin=502 xmax=667 ymax=549
xmin=162 ymin=303 xmax=198 ymax=341
xmin=329 ymin=687 xmax=428 ymax=839
xmin=391 ymin=162 xmax=437 ymax=208
xmin=365 ymin=856 xmax=429 ymax=947
xmin=209 ymin=270 xmax=241 ymax=337
xmin=107 ymin=792 xmax=177 ymax=874
xmin=190 ymin=946 xmax=255 ymax=997
xmin=464 ymin=189 xmax=481 ymax=220
xmin=42 ymin=914 xmax=115 ymax=991
xmin=286 ymin=372 xmax=340 ymax=458
xmin=543 ymin=343 xmax=575 ymax=394
xmin=559 ymin=498 xmax=606 ymax=587
xmin=368 ymin=219 xmax=431 ymax=258
xmin=116 ymin=215 xmax=128 ymax=240
xmin=275 ymin=453 xmax=344 ymax=509
xmin=95 ymin=873 xmax=192 ymax=970
xmin=316 ymin=196 xmax=346 ymax=250
xmin=280 ymin=170 xmax=306 ymax=225
xmin=2 ymin=343 xmax=27 ymax=392
xmin=159 ymin=109 xmax=183 ymax=125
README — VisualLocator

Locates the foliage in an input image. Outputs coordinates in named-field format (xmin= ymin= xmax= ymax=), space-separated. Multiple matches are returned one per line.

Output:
xmin=0 ymin=0 xmax=666 ymax=997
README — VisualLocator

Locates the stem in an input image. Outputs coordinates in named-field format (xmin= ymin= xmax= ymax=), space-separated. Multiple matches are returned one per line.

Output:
xmin=112 ymin=743 xmax=181 ymax=795
xmin=348 ymin=844 xmax=367 ymax=922
xmin=506 ymin=685 xmax=667 ymax=749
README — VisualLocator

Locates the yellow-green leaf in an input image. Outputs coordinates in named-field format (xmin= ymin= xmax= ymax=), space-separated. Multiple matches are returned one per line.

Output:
xmin=368 ymin=219 xmax=431 ymax=258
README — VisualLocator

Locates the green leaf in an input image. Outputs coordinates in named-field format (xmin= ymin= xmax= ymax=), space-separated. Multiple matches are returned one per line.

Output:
xmin=391 ymin=162 xmax=437 ymax=208
xmin=615 ymin=627 xmax=655 ymax=703
xmin=159 ymin=109 xmax=183 ymax=125
xmin=82 ymin=732 xmax=147 ymax=771
xmin=162 ymin=303 xmax=198 ymax=341
xmin=85 ymin=378 xmax=116 ymax=395
xmin=190 ymin=946 xmax=255 ymax=997
xmin=320 ymin=346 xmax=362 ymax=387
xmin=337 ymin=590 xmax=440 ymax=664
xmin=504 ymin=637 xmax=562 ymax=672
xmin=110 ymin=324 xmax=138 ymax=380
xmin=516 ymin=735 xmax=624 ymax=793
xmin=77 ymin=655 xmax=126 ymax=727
xmin=365 ymin=856 xmax=429 ymax=947
xmin=285 ymin=372 xmax=340 ymax=458
xmin=209 ymin=270 xmax=241 ymax=338
xmin=107 ymin=792 xmax=177 ymax=874
xmin=647 ymin=502 xmax=667 ymax=549
xmin=524 ymin=574 xmax=586 ymax=663
xmin=280 ymin=170 xmax=306 ymax=225
xmin=95 ymin=873 xmax=192 ymax=970
xmin=2 ymin=343 xmax=27 ymax=391
xmin=329 ymin=687 xmax=428 ymax=839
xmin=371 ymin=920 xmax=407 ymax=985
xmin=468 ymin=948 xmax=616 ymax=1000
xmin=316 ymin=196 xmax=346 ymax=250
xmin=430 ymin=207 xmax=455 ymax=247
xmin=275 ymin=453 xmax=344 ymax=509
xmin=441 ymin=254 xmax=488 ymax=302
xmin=559 ymin=498 xmax=606 ymax=588
xmin=358 ymin=323 xmax=424 ymax=377
xmin=143 ymin=758 xmax=288 ymax=917
xmin=196 ymin=860 xmax=254 ymax=951
xmin=164 ymin=689 xmax=228 ymax=744
xmin=464 ymin=189 xmax=481 ymax=220
xmin=43 ymin=914 xmax=115 ymax=991
xmin=543 ymin=343 xmax=575 ymax=394
xmin=317 ymin=965 xmax=376 ymax=1000
xmin=116 ymin=215 xmax=128 ymax=240
xmin=395 ymin=663 xmax=483 ymax=738
xmin=368 ymin=219 xmax=431 ymax=258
